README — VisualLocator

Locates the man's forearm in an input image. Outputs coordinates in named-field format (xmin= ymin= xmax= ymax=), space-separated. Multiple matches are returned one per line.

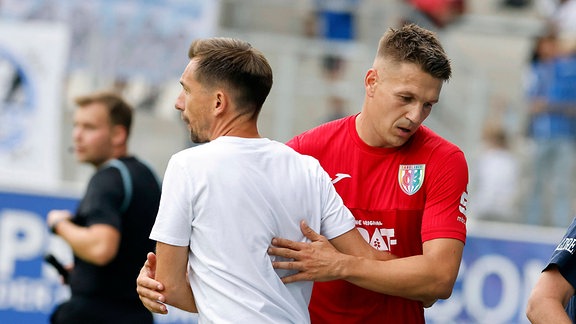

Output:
xmin=526 ymin=299 xmax=572 ymax=324
xmin=163 ymin=283 xmax=197 ymax=313
xmin=57 ymin=222 xmax=120 ymax=266
xmin=155 ymin=242 xmax=197 ymax=313
xmin=338 ymin=239 xmax=464 ymax=303
xmin=340 ymin=254 xmax=455 ymax=303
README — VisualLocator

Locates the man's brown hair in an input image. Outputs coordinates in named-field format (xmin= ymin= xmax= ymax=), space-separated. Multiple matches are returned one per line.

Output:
xmin=188 ymin=37 xmax=273 ymax=119
xmin=75 ymin=91 xmax=133 ymax=136
xmin=377 ymin=23 xmax=452 ymax=81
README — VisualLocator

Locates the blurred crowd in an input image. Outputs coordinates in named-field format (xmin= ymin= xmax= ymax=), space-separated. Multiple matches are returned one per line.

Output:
xmin=472 ymin=0 xmax=576 ymax=227
xmin=3 ymin=0 xmax=576 ymax=228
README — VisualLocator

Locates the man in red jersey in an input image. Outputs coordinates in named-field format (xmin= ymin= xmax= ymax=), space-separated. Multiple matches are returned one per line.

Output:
xmin=267 ymin=23 xmax=468 ymax=324
xmin=136 ymin=23 xmax=468 ymax=324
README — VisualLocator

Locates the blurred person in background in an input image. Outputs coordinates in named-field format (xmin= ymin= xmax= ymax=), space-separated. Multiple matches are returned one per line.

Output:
xmin=300 ymin=0 xmax=360 ymax=82
xmin=471 ymin=122 xmax=519 ymax=222
xmin=137 ymin=23 xmax=468 ymax=324
xmin=524 ymin=32 xmax=576 ymax=227
xmin=407 ymin=0 xmax=466 ymax=28
xmin=47 ymin=92 xmax=161 ymax=324
xmin=536 ymin=0 xmax=576 ymax=42
xmin=322 ymin=94 xmax=348 ymax=123
xmin=526 ymin=217 xmax=576 ymax=323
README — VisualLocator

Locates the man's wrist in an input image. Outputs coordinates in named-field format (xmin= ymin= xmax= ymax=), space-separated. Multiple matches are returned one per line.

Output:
xmin=336 ymin=254 xmax=356 ymax=280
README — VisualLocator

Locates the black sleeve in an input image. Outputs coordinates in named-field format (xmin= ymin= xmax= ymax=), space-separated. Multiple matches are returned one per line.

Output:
xmin=76 ymin=167 xmax=125 ymax=230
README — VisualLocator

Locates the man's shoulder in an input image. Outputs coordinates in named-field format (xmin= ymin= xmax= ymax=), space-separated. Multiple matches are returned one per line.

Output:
xmin=94 ymin=157 xmax=156 ymax=184
xmin=87 ymin=159 xmax=132 ymax=190
xmin=92 ymin=161 xmax=122 ymax=179
xmin=105 ymin=157 xmax=146 ymax=177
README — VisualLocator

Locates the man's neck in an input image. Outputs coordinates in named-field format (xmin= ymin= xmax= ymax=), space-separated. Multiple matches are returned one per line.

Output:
xmin=211 ymin=115 xmax=260 ymax=140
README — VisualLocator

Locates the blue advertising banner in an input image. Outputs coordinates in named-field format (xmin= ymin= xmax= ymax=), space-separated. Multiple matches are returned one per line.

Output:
xmin=0 ymin=189 xmax=199 ymax=324
xmin=0 ymin=189 xmax=567 ymax=324
xmin=0 ymin=189 xmax=78 ymax=323
xmin=426 ymin=221 xmax=565 ymax=323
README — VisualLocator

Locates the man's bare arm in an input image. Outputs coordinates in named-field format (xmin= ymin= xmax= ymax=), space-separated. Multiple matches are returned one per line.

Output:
xmin=48 ymin=210 xmax=120 ymax=266
xmin=269 ymin=221 xmax=462 ymax=305
xmin=526 ymin=266 xmax=574 ymax=324
xmin=155 ymin=242 xmax=197 ymax=313
xmin=268 ymin=221 xmax=395 ymax=281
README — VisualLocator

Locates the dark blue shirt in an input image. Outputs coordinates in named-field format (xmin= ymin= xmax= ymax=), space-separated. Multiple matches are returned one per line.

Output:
xmin=545 ymin=217 xmax=576 ymax=320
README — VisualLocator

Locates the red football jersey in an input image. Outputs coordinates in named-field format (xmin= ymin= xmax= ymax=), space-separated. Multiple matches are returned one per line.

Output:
xmin=287 ymin=114 xmax=468 ymax=324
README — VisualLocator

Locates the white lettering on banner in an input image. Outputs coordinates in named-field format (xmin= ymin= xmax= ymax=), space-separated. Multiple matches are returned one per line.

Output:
xmin=0 ymin=209 xmax=46 ymax=279
xmin=465 ymin=255 xmax=519 ymax=321
xmin=0 ymin=278 xmax=69 ymax=312
xmin=427 ymin=263 xmax=466 ymax=322
xmin=426 ymin=256 xmax=545 ymax=323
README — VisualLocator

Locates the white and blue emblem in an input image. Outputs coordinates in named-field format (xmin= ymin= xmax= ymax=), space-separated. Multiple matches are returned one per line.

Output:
xmin=0 ymin=46 xmax=35 ymax=155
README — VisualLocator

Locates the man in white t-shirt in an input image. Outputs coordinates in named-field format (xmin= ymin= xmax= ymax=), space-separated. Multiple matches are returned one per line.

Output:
xmin=145 ymin=37 xmax=391 ymax=323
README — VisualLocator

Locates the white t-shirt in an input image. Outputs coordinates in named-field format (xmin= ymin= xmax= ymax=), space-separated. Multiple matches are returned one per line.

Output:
xmin=150 ymin=136 xmax=355 ymax=324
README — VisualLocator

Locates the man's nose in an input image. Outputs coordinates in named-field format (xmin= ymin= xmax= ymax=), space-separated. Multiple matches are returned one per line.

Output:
xmin=405 ymin=105 xmax=425 ymax=124
xmin=174 ymin=92 xmax=185 ymax=111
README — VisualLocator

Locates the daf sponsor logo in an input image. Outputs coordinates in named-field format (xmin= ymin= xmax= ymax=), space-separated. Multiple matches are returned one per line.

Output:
xmin=356 ymin=226 xmax=397 ymax=251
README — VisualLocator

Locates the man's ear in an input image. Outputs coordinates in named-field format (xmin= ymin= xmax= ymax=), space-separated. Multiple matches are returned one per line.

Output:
xmin=111 ymin=125 xmax=128 ymax=146
xmin=365 ymin=68 xmax=378 ymax=97
xmin=214 ymin=91 xmax=228 ymax=116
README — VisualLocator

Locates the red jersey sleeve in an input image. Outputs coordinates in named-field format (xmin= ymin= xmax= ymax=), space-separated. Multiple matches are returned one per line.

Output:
xmin=421 ymin=149 xmax=468 ymax=243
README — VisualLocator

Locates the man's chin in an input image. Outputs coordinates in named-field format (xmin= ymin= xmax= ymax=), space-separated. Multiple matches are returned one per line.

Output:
xmin=76 ymin=155 xmax=99 ymax=166
xmin=190 ymin=139 xmax=209 ymax=144
xmin=190 ymin=134 xmax=210 ymax=144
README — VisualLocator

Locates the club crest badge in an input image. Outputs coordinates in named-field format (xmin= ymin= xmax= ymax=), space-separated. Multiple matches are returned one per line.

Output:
xmin=398 ymin=164 xmax=425 ymax=196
